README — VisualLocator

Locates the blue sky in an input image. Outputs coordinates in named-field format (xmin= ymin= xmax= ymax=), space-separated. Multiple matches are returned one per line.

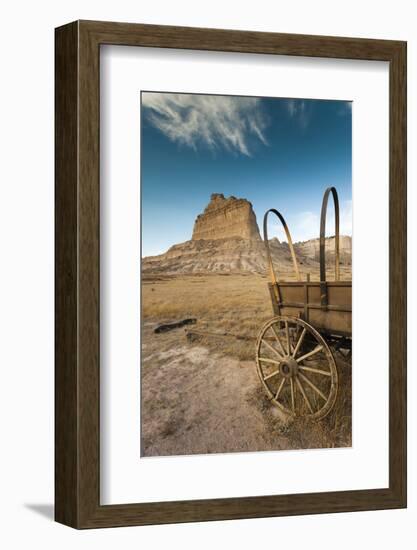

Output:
xmin=141 ymin=92 xmax=352 ymax=257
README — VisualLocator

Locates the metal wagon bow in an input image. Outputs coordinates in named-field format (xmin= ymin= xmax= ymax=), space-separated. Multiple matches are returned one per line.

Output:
xmin=255 ymin=187 xmax=352 ymax=420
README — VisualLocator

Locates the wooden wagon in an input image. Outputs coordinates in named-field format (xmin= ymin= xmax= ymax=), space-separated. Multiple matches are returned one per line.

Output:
xmin=255 ymin=187 xmax=351 ymax=420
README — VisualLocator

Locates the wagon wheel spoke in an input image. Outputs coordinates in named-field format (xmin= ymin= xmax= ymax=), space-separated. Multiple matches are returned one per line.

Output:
xmin=275 ymin=377 xmax=286 ymax=400
xmin=298 ymin=365 xmax=331 ymax=377
xmin=290 ymin=377 xmax=295 ymax=413
xmin=263 ymin=369 xmax=280 ymax=381
xmin=295 ymin=376 xmax=314 ymax=414
xmin=299 ymin=372 xmax=327 ymax=401
xmin=296 ymin=345 xmax=323 ymax=363
xmin=261 ymin=338 xmax=284 ymax=361
xmin=258 ymin=357 xmax=281 ymax=366
xmin=270 ymin=325 xmax=286 ymax=357
xmin=285 ymin=320 xmax=292 ymax=354
xmin=292 ymin=327 xmax=307 ymax=359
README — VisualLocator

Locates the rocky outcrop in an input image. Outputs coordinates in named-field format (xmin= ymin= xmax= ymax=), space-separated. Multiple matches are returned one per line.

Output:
xmin=192 ymin=193 xmax=261 ymax=241
xmin=295 ymin=236 xmax=352 ymax=265
xmin=142 ymin=237 xmax=326 ymax=276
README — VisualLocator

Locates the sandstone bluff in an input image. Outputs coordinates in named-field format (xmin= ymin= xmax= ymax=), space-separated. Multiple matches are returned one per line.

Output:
xmin=142 ymin=193 xmax=351 ymax=276
xmin=192 ymin=193 xmax=261 ymax=241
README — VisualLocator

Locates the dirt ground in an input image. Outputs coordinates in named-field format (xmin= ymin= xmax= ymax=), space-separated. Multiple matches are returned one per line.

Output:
xmin=141 ymin=273 xmax=352 ymax=457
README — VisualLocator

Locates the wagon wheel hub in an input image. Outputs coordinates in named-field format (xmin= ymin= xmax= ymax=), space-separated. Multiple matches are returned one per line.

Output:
xmin=280 ymin=357 xmax=298 ymax=379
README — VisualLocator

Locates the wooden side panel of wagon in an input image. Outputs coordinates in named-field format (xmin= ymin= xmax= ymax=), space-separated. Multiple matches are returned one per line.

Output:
xmin=268 ymin=281 xmax=351 ymax=336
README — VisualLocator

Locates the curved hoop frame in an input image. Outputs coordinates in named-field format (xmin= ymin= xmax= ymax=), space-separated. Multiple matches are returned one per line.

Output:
xmin=263 ymin=209 xmax=301 ymax=283
xmin=320 ymin=187 xmax=340 ymax=283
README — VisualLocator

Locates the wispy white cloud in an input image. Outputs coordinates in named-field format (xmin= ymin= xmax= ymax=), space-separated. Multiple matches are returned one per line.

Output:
xmin=142 ymin=92 xmax=268 ymax=156
xmin=270 ymin=199 xmax=352 ymax=243
xmin=285 ymin=99 xmax=310 ymax=129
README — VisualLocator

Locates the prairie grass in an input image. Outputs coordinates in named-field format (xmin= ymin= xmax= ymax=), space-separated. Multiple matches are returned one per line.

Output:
xmin=142 ymin=273 xmax=272 ymax=319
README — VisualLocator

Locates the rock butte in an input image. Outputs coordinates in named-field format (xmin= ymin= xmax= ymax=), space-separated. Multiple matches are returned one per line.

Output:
xmin=192 ymin=193 xmax=261 ymax=241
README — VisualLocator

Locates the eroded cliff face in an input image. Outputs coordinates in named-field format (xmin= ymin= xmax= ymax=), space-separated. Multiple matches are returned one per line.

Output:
xmin=192 ymin=193 xmax=261 ymax=241
xmin=142 ymin=237 xmax=303 ymax=275
xmin=294 ymin=236 xmax=352 ymax=265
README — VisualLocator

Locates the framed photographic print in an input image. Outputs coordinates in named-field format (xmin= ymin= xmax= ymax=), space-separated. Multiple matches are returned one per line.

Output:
xmin=55 ymin=20 xmax=406 ymax=528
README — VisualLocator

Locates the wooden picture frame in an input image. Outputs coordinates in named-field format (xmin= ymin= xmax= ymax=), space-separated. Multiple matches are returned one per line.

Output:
xmin=55 ymin=20 xmax=407 ymax=528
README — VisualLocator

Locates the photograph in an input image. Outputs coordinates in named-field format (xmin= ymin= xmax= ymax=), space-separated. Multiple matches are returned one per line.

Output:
xmin=140 ymin=91 xmax=352 ymax=457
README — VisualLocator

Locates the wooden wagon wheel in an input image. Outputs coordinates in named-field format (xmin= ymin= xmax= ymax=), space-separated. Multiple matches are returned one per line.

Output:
xmin=255 ymin=316 xmax=338 ymax=420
